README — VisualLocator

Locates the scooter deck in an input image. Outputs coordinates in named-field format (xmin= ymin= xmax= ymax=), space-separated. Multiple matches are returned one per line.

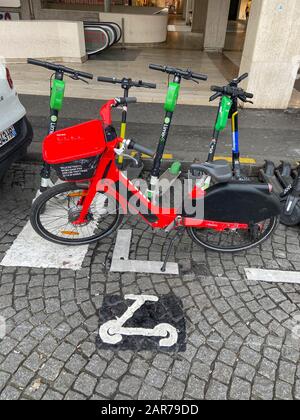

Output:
xmin=259 ymin=160 xmax=284 ymax=195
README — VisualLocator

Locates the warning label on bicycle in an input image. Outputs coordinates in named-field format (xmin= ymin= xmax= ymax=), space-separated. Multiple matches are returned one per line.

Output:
xmin=96 ymin=294 xmax=186 ymax=352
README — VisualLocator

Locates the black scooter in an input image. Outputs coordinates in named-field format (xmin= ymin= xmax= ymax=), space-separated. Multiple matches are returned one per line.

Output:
xmin=280 ymin=165 xmax=300 ymax=226
xmin=260 ymin=160 xmax=300 ymax=226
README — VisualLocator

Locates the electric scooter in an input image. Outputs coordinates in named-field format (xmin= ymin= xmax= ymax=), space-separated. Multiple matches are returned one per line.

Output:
xmin=279 ymin=165 xmax=300 ymax=226
xmin=259 ymin=156 xmax=300 ymax=226
xmin=208 ymin=73 xmax=254 ymax=179
xmin=27 ymin=59 xmax=94 ymax=195
xmin=96 ymin=75 xmax=156 ymax=175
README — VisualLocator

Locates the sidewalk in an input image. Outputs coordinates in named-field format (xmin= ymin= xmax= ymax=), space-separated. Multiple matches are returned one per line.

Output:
xmin=0 ymin=162 xmax=300 ymax=400
xmin=9 ymin=48 xmax=300 ymax=108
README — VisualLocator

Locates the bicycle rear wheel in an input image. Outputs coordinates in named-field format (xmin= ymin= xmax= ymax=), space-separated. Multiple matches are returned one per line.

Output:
xmin=187 ymin=217 xmax=279 ymax=253
xmin=30 ymin=183 xmax=123 ymax=246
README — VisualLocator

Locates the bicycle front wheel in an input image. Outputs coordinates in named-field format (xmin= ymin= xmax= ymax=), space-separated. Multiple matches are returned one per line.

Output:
xmin=30 ymin=183 xmax=123 ymax=246
xmin=187 ymin=217 xmax=279 ymax=253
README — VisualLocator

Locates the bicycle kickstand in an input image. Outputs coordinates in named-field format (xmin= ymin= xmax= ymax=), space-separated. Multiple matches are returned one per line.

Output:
xmin=161 ymin=227 xmax=185 ymax=273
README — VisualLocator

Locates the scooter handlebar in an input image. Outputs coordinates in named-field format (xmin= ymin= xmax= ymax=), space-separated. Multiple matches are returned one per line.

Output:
xmin=97 ymin=76 xmax=122 ymax=84
xmin=27 ymin=58 xmax=93 ymax=80
xmin=149 ymin=64 xmax=208 ymax=81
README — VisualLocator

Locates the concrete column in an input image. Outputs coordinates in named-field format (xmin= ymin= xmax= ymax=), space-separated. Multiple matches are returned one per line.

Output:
xmin=203 ymin=0 xmax=230 ymax=51
xmin=185 ymin=0 xmax=193 ymax=25
xmin=239 ymin=0 xmax=300 ymax=109
xmin=104 ymin=0 xmax=111 ymax=13
xmin=20 ymin=0 xmax=32 ymax=19
xmin=182 ymin=0 xmax=187 ymax=20
xmin=192 ymin=0 xmax=208 ymax=33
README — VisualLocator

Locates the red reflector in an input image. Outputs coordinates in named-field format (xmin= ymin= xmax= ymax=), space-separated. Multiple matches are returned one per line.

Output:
xmin=268 ymin=183 xmax=273 ymax=193
xmin=6 ymin=68 xmax=14 ymax=89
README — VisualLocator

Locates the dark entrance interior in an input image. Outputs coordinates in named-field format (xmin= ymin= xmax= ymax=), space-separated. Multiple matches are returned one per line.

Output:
xmin=229 ymin=0 xmax=240 ymax=21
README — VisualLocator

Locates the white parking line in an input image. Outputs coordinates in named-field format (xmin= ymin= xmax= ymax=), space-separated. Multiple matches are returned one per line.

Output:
xmin=0 ymin=223 xmax=88 ymax=271
xmin=110 ymin=230 xmax=179 ymax=275
xmin=245 ymin=268 xmax=300 ymax=284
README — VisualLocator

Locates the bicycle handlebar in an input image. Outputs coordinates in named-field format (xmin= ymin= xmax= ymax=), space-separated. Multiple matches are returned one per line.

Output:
xmin=27 ymin=58 xmax=94 ymax=80
xmin=97 ymin=76 xmax=157 ymax=89
xmin=115 ymin=97 xmax=137 ymax=106
xmin=127 ymin=140 xmax=155 ymax=157
xmin=149 ymin=64 xmax=208 ymax=81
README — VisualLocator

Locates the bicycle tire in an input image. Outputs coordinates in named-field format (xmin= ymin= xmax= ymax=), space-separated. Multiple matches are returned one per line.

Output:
xmin=84 ymin=26 xmax=110 ymax=55
xmin=30 ymin=182 xmax=123 ymax=246
xmin=187 ymin=217 xmax=279 ymax=253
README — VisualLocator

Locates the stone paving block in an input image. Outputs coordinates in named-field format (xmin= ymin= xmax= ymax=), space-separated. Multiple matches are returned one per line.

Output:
xmin=138 ymin=383 xmax=162 ymax=401
xmin=96 ymin=378 xmax=118 ymax=398
xmin=230 ymin=377 xmax=251 ymax=400
xmin=163 ymin=377 xmax=185 ymax=400
xmin=106 ymin=358 xmax=129 ymax=381
xmin=186 ymin=375 xmax=205 ymax=400
xmin=73 ymin=372 xmax=97 ymax=397
xmin=252 ymin=376 xmax=274 ymax=400
xmin=11 ymin=366 xmax=35 ymax=389
xmin=145 ymin=367 xmax=167 ymax=389
xmin=119 ymin=375 xmax=142 ymax=398
xmin=206 ymin=380 xmax=228 ymax=400
xmin=129 ymin=358 xmax=149 ymax=379
xmin=1 ymin=352 xmax=25 ymax=374
xmin=0 ymin=371 xmax=10 ymax=393
xmin=85 ymin=355 xmax=107 ymax=377
xmin=0 ymin=385 xmax=22 ymax=400
xmin=39 ymin=358 xmax=64 ymax=382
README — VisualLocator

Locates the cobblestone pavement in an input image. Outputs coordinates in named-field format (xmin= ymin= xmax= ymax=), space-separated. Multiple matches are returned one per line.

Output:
xmin=0 ymin=163 xmax=300 ymax=400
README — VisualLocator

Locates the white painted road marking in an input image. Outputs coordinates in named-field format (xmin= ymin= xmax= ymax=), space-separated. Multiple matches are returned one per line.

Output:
xmin=245 ymin=268 xmax=300 ymax=284
xmin=110 ymin=230 xmax=179 ymax=275
xmin=99 ymin=294 xmax=178 ymax=347
xmin=112 ymin=229 xmax=132 ymax=261
xmin=0 ymin=223 xmax=88 ymax=271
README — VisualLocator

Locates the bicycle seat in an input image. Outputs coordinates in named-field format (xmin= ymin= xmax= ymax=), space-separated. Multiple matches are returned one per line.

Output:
xmin=190 ymin=160 xmax=232 ymax=183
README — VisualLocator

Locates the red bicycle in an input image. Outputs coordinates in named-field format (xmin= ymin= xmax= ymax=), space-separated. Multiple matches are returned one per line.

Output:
xmin=30 ymin=65 xmax=280 ymax=256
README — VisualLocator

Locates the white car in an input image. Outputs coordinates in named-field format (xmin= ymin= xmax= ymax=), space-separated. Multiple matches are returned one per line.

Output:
xmin=0 ymin=63 xmax=32 ymax=180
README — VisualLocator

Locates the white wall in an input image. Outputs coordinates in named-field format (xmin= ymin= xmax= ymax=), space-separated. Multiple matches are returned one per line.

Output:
xmin=0 ymin=21 xmax=87 ymax=63
xmin=0 ymin=0 xmax=20 ymax=6
xmin=100 ymin=12 xmax=168 ymax=44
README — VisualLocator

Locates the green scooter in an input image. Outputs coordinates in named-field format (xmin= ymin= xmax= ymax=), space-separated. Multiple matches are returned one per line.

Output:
xmin=27 ymin=59 xmax=94 ymax=195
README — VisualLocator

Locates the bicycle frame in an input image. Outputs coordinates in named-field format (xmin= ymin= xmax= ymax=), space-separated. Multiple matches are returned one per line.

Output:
xmin=71 ymin=134 xmax=249 ymax=232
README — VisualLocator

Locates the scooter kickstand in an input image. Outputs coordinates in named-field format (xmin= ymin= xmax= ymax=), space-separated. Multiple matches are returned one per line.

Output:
xmin=161 ymin=228 xmax=184 ymax=273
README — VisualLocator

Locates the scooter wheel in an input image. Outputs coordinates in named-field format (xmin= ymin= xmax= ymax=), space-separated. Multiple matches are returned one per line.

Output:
xmin=280 ymin=199 xmax=300 ymax=227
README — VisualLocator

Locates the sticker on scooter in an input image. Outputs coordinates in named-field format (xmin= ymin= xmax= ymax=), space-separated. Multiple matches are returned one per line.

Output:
xmin=97 ymin=293 xmax=186 ymax=352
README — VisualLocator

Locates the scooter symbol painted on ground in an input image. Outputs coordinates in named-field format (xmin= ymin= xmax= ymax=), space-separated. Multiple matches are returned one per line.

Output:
xmin=99 ymin=295 xmax=178 ymax=347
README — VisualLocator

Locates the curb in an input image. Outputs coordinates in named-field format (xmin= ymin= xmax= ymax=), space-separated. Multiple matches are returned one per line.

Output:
xmin=21 ymin=151 xmax=263 ymax=177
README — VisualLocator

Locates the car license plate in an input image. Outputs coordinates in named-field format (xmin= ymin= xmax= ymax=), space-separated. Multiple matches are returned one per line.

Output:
xmin=0 ymin=126 xmax=17 ymax=148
